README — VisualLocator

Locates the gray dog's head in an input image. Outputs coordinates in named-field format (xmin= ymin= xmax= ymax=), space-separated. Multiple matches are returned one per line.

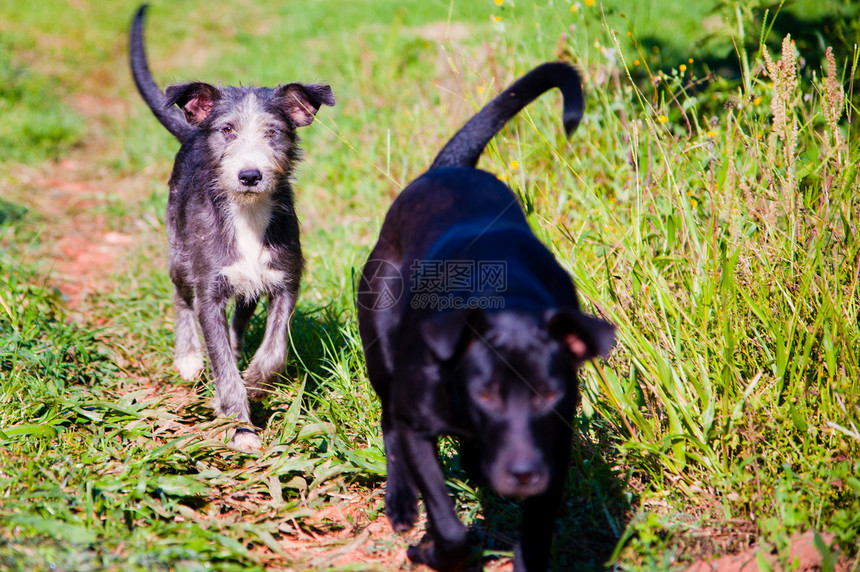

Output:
xmin=164 ymin=82 xmax=334 ymax=200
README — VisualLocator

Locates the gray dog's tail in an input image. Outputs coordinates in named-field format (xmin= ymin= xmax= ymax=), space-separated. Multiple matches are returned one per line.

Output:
xmin=130 ymin=4 xmax=195 ymax=144
xmin=429 ymin=62 xmax=584 ymax=170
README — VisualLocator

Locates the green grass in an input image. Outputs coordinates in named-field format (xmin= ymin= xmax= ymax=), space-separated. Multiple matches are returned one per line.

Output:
xmin=1 ymin=0 xmax=859 ymax=570
xmin=0 ymin=42 xmax=84 ymax=165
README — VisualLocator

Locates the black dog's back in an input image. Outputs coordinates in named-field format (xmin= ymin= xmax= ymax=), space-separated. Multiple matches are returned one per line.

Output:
xmin=376 ymin=167 xmax=527 ymax=259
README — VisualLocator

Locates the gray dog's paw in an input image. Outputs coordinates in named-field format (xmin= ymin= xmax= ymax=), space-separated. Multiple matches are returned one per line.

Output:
xmin=242 ymin=366 xmax=275 ymax=401
xmin=175 ymin=353 xmax=205 ymax=381
xmin=230 ymin=428 xmax=262 ymax=453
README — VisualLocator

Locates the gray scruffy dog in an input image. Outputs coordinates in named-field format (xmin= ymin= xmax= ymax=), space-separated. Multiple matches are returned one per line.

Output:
xmin=129 ymin=5 xmax=334 ymax=451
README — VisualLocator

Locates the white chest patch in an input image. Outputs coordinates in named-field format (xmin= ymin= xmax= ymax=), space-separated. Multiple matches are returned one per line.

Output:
xmin=221 ymin=200 xmax=286 ymax=298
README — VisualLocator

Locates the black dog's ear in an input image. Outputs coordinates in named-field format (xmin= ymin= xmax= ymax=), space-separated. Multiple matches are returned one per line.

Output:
xmin=276 ymin=83 xmax=335 ymax=128
xmin=545 ymin=308 xmax=615 ymax=362
xmin=420 ymin=309 xmax=485 ymax=362
xmin=164 ymin=82 xmax=221 ymax=126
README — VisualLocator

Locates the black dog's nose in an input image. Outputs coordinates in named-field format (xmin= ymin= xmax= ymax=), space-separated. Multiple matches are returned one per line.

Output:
xmin=508 ymin=462 xmax=541 ymax=487
xmin=238 ymin=169 xmax=262 ymax=187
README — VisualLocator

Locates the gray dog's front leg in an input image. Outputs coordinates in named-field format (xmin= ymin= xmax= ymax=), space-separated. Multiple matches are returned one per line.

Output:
xmin=230 ymin=296 xmax=258 ymax=363
xmin=243 ymin=287 xmax=296 ymax=400
xmin=196 ymin=288 xmax=259 ymax=452
xmin=173 ymin=286 xmax=205 ymax=381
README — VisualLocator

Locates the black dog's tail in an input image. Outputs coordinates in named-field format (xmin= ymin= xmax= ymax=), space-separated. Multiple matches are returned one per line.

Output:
xmin=429 ymin=62 xmax=583 ymax=170
xmin=130 ymin=4 xmax=195 ymax=144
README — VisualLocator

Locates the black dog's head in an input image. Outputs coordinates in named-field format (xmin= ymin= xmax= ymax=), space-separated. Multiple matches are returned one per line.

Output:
xmin=420 ymin=307 xmax=614 ymax=499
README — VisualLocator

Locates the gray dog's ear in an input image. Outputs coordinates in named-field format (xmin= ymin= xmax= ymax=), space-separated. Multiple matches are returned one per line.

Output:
xmin=164 ymin=82 xmax=221 ymax=126
xmin=420 ymin=309 xmax=485 ymax=362
xmin=545 ymin=308 xmax=615 ymax=362
xmin=276 ymin=83 xmax=335 ymax=128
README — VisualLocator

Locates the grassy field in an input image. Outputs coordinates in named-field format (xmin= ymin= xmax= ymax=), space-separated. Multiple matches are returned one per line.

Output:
xmin=1 ymin=0 xmax=859 ymax=570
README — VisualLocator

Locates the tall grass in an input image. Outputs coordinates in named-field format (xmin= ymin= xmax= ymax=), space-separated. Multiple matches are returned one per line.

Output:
xmin=539 ymin=13 xmax=860 ymax=562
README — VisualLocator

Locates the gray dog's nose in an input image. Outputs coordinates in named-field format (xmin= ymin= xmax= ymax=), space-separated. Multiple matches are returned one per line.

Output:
xmin=238 ymin=169 xmax=262 ymax=187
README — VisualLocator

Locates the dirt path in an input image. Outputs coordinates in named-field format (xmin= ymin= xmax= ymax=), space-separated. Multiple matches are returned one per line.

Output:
xmin=21 ymin=159 xmax=133 ymax=310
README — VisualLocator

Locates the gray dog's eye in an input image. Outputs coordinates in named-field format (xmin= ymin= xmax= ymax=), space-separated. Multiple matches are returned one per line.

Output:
xmin=221 ymin=125 xmax=236 ymax=137
xmin=265 ymin=128 xmax=277 ymax=138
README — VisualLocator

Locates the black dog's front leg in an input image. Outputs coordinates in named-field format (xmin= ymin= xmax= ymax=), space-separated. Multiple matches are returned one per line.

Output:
xmin=402 ymin=429 xmax=469 ymax=572
xmin=382 ymin=411 xmax=419 ymax=532
xmin=196 ymin=285 xmax=258 ymax=451
xmin=515 ymin=432 xmax=571 ymax=572
xmin=514 ymin=483 xmax=563 ymax=572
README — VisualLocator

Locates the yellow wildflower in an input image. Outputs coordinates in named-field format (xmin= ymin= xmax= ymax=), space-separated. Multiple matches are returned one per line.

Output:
xmin=510 ymin=160 xmax=519 ymax=170
xmin=657 ymin=114 xmax=668 ymax=123
xmin=679 ymin=64 xmax=686 ymax=73
xmin=585 ymin=0 xmax=594 ymax=6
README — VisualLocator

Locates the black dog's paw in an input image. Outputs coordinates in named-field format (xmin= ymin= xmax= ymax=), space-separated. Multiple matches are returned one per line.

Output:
xmin=386 ymin=482 xmax=418 ymax=532
xmin=407 ymin=538 xmax=469 ymax=572
xmin=513 ymin=541 xmax=550 ymax=572
xmin=406 ymin=540 xmax=436 ymax=567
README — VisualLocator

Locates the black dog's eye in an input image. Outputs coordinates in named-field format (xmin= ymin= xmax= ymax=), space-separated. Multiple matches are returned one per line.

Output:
xmin=475 ymin=384 xmax=500 ymax=407
xmin=531 ymin=390 xmax=560 ymax=411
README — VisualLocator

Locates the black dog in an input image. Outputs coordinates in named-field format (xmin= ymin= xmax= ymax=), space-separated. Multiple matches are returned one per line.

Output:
xmin=130 ymin=5 xmax=334 ymax=451
xmin=357 ymin=62 xmax=615 ymax=571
